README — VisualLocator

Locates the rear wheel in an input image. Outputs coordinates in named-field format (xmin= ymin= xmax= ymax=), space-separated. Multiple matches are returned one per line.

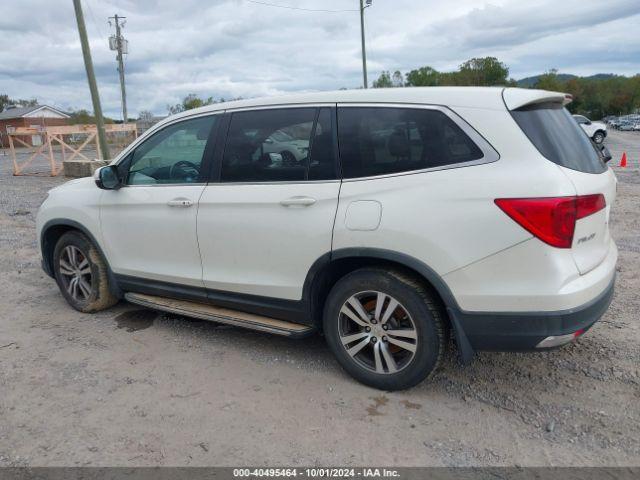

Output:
xmin=53 ymin=231 xmax=118 ymax=313
xmin=323 ymin=268 xmax=445 ymax=390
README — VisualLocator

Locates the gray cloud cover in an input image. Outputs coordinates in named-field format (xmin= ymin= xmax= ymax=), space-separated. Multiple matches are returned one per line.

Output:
xmin=0 ymin=0 xmax=638 ymax=119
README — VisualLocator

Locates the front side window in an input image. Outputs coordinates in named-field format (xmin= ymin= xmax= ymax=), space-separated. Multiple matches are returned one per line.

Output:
xmin=221 ymin=108 xmax=317 ymax=182
xmin=337 ymin=107 xmax=484 ymax=179
xmin=125 ymin=115 xmax=216 ymax=185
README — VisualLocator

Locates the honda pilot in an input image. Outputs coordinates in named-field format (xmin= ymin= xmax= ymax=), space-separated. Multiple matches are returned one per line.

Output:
xmin=36 ymin=87 xmax=617 ymax=390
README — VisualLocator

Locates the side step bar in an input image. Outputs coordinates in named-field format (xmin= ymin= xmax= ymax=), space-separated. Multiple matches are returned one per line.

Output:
xmin=124 ymin=293 xmax=314 ymax=338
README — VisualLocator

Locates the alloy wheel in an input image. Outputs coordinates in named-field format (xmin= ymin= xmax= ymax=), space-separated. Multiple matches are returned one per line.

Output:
xmin=337 ymin=291 xmax=418 ymax=374
xmin=58 ymin=245 xmax=92 ymax=303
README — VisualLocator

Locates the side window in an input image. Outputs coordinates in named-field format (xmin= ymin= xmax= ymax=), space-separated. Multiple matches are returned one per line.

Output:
xmin=221 ymin=108 xmax=316 ymax=182
xmin=308 ymin=108 xmax=336 ymax=180
xmin=126 ymin=115 xmax=216 ymax=185
xmin=337 ymin=107 xmax=484 ymax=179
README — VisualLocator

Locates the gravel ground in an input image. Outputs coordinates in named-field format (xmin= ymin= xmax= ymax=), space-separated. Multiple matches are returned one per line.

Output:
xmin=0 ymin=131 xmax=638 ymax=467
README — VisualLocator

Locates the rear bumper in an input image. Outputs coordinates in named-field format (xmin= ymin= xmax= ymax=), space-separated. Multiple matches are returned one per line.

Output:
xmin=450 ymin=274 xmax=615 ymax=351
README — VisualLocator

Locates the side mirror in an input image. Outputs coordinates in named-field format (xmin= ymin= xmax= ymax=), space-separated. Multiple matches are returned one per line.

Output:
xmin=598 ymin=144 xmax=612 ymax=163
xmin=94 ymin=165 xmax=121 ymax=190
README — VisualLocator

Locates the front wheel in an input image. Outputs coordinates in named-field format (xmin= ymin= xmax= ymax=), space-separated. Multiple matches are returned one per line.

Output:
xmin=323 ymin=268 xmax=445 ymax=390
xmin=53 ymin=231 xmax=118 ymax=313
xmin=593 ymin=131 xmax=605 ymax=144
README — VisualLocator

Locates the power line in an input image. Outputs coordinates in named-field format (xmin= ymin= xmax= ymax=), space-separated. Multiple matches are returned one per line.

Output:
xmin=83 ymin=0 xmax=104 ymax=39
xmin=245 ymin=0 xmax=358 ymax=13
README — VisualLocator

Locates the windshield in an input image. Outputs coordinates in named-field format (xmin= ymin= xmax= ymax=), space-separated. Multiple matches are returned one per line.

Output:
xmin=512 ymin=102 xmax=606 ymax=174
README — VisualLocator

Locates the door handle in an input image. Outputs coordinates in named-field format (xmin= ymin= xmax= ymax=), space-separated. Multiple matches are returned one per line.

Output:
xmin=167 ymin=198 xmax=194 ymax=207
xmin=280 ymin=196 xmax=316 ymax=207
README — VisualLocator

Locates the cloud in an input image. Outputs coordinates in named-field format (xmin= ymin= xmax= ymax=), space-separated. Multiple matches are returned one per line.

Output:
xmin=427 ymin=0 xmax=640 ymax=50
xmin=0 ymin=0 xmax=638 ymax=118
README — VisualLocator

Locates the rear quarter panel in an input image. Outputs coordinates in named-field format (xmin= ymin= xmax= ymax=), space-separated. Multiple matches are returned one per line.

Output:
xmin=333 ymin=108 xmax=576 ymax=277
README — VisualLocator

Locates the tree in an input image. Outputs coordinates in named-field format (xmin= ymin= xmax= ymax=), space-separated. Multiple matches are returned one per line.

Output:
xmin=534 ymin=69 xmax=564 ymax=92
xmin=372 ymin=71 xmax=393 ymax=88
xmin=456 ymin=57 xmax=510 ymax=86
xmin=167 ymin=93 xmax=214 ymax=114
xmin=0 ymin=94 xmax=38 ymax=112
xmin=405 ymin=66 xmax=440 ymax=86
xmin=0 ymin=94 xmax=10 ymax=112
xmin=14 ymin=98 xmax=38 ymax=107
xmin=68 ymin=109 xmax=114 ymax=124
xmin=392 ymin=70 xmax=404 ymax=87
xmin=366 ymin=57 xmax=640 ymax=119
xmin=373 ymin=70 xmax=405 ymax=88
xmin=138 ymin=110 xmax=154 ymax=122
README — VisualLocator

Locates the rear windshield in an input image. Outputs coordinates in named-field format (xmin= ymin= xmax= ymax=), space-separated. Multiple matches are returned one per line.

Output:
xmin=511 ymin=102 xmax=606 ymax=174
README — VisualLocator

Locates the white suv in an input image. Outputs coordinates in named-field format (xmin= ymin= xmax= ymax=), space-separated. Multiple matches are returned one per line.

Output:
xmin=573 ymin=114 xmax=607 ymax=144
xmin=36 ymin=87 xmax=617 ymax=390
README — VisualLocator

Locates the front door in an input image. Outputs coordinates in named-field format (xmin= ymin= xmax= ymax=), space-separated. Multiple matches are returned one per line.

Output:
xmin=100 ymin=114 xmax=219 ymax=286
xmin=197 ymin=107 xmax=340 ymax=300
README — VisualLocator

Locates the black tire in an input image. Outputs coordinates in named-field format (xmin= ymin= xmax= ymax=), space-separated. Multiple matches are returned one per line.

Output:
xmin=593 ymin=131 xmax=605 ymax=144
xmin=53 ymin=231 xmax=118 ymax=313
xmin=323 ymin=268 xmax=445 ymax=391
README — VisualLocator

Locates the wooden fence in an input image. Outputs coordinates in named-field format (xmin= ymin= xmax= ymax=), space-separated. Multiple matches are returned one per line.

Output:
xmin=6 ymin=123 xmax=137 ymax=176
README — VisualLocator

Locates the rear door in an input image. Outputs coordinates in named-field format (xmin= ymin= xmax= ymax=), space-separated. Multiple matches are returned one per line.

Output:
xmin=197 ymin=106 xmax=340 ymax=300
xmin=511 ymin=102 xmax=616 ymax=274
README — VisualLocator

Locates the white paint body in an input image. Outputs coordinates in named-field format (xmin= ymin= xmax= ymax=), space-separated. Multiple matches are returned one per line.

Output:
xmin=36 ymin=87 xmax=617 ymax=315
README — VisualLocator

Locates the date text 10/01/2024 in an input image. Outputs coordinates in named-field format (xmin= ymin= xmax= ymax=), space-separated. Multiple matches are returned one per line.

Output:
xmin=233 ymin=468 xmax=400 ymax=478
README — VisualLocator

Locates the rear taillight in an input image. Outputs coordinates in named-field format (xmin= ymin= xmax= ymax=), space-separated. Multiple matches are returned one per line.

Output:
xmin=576 ymin=194 xmax=606 ymax=219
xmin=494 ymin=194 xmax=605 ymax=248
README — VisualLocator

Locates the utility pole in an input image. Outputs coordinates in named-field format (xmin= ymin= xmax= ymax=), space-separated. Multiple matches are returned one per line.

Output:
xmin=72 ymin=0 xmax=110 ymax=160
xmin=109 ymin=14 xmax=128 ymax=123
xmin=359 ymin=0 xmax=372 ymax=89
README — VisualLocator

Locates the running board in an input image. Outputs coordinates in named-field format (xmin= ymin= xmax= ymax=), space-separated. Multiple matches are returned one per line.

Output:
xmin=124 ymin=293 xmax=314 ymax=338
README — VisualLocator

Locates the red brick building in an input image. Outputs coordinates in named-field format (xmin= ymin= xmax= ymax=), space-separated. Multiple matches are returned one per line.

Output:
xmin=0 ymin=105 xmax=70 ymax=148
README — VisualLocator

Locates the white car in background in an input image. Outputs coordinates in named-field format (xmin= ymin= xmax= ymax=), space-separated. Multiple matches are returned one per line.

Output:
xmin=263 ymin=129 xmax=309 ymax=164
xmin=573 ymin=114 xmax=607 ymax=144
xmin=36 ymin=87 xmax=617 ymax=390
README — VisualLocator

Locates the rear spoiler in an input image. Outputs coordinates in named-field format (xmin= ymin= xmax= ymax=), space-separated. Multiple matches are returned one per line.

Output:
xmin=503 ymin=88 xmax=572 ymax=111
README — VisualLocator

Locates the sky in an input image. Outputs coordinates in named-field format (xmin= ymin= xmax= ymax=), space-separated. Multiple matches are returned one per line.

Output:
xmin=0 ymin=0 xmax=639 ymax=119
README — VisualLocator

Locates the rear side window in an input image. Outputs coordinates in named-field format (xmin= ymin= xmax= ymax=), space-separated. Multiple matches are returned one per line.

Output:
xmin=512 ymin=103 xmax=606 ymax=174
xmin=221 ymin=108 xmax=336 ymax=182
xmin=337 ymin=107 xmax=484 ymax=179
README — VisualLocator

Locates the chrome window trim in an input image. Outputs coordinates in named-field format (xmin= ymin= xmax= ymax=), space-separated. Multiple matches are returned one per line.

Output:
xmin=112 ymin=102 xmax=500 ymax=187
xmin=223 ymin=103 xmax=335 ymax=113
xmin=205 ymin=179 xmax=341 ymax=186
xmin=122 ymin=183 xmax=208 ymax=188
xmin=336 ymin=102 xmax=500 ymax=183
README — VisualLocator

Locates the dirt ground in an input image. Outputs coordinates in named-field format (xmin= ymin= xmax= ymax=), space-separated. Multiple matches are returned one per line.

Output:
xmin=0 ymin=131 xmax=638 ymax=467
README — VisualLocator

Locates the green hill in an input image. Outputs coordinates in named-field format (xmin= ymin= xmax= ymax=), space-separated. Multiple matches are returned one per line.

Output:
xmin=517 ymin=73 xmax=617 ymax=87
